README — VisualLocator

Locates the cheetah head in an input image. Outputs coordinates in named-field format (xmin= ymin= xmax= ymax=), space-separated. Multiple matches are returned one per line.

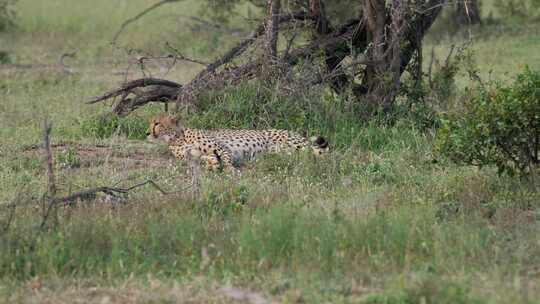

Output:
xmin=147 ymin=113 xmax=184 ymax=144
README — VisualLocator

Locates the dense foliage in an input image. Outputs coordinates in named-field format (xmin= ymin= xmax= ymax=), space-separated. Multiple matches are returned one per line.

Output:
xmin=436 ymin=67 xmax=540 ymax=176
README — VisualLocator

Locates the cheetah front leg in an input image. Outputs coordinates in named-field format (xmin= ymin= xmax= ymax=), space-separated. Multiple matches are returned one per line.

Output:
xmin=196 ymin=143 xmax=236 ymax=172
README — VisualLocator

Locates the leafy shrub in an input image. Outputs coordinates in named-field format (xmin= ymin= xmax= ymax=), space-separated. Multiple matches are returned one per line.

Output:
xmin=80 ymin=113 xmax=148 ymax=140
xmin=435 ymin=67 xmax=540 ymax=176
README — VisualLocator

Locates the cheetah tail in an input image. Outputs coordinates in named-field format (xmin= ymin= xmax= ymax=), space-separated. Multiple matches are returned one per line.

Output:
xmin=309 ymin=136 xmax=329 ymax=155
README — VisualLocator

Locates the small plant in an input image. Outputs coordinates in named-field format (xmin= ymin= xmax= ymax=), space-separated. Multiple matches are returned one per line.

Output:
xmin=435 ymin=67 xmax=540 ymax=177
xmin=197 ymin=184 xmax=249 ymax=218
xmin=56 ymin=147 xmax=80 ymax=169
xmin=80 ymin=113 xmax=148 ymax=140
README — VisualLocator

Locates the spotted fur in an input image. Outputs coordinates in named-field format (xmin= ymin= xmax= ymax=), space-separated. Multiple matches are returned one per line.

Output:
xmin=147 ymin=113 xmax=329 ymax=169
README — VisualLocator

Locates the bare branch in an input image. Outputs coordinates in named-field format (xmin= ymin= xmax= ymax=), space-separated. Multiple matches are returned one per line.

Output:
xmin=165 ymin=42 xmax=210 ymax=66
xmin=40 ymin=119 xmax=57 ymax=231
xmin=112 ymin=0 xmax=183 ymax=43
xmin=193 ymin=10 xmax=309 ymax=80
xmin=43 ymin=119 xmax=56 ymax=198
xmin=54 ymin=179 xmax=179 ymax=207
xmin=87 ymin=78 xmax=181 ymax=104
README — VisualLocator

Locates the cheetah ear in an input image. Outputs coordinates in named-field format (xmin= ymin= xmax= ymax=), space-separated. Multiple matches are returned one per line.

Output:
xmin=168 ymin=114 xmax=184 ymax=132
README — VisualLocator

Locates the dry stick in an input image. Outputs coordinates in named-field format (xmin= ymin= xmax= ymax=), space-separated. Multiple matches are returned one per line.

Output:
xmin=43 ymin=120 xmax=56 ymax=197
xmin=36 ymin=121 xmax=180 ymax=230
xmin=185 ymin=15 xmax=244 ymax=36
xmin=165 ymin=43 xmax=210 ymax=66
xmin=40 ymin=119 xmax=57 ymax=230
xmin=54 ymin=179 xmax=186 ymax=207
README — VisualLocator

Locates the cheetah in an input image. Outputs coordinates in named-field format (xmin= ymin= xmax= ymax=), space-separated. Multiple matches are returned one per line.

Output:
xmin=146 ymin=113 xmax=329 ymax=170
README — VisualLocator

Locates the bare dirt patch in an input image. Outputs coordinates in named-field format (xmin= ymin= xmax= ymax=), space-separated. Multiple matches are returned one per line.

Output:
xmin=22 ymin=141 xmax=176 ymax=171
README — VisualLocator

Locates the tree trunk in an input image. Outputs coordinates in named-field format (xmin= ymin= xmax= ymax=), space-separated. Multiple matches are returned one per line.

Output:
xmin=264 ymin=0 xmax=280 ymax=62
xmin=362 ymin=0 xmax=393 ymax=112
xmin=309 ymin=0 xmax=330 ymax=35
xmin=455 ymin=0 xmax=481 ymax=25
xmin=358 ymin=0 xmax=445 ymax=113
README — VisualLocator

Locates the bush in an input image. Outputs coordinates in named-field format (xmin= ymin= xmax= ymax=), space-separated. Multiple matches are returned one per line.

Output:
xmin=396 ymin=44 xmax=475 ymax=130
xmin=435 ymin=67 xmax=540 ymax=177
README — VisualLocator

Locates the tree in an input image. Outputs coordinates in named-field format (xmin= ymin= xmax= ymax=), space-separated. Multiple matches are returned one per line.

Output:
xmin=90 ymin=0 xmax=447 ymax=117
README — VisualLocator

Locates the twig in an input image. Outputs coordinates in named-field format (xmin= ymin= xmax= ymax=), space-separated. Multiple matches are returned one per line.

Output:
xmin=1 ymin=192 xmax=23 ymax=234
xmin=55 ymin=179 xmax=187 ymax=207
xmin=112 ymin=0 xmax=184 ymax=43
xmin=444 ymin=44 xmax=455 ymax=67
xmin=185 ymin=15 xmax=244 ymax=37
xmin=282 ymin=30 xmax=299 ymax=61
xmin=165 ymin=42 xmax=210 ymax=66
xmin=189 ymin=10 xmax=309 ymax=80
xmin=40 ymin=119 xmax=57 ymax=230
xmin=43 ymin=120 xmax=56 ymax=198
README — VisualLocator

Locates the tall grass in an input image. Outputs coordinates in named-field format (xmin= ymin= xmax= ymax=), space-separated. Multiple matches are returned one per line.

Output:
xmin=1 ymin=195 xmax=536 ymax=302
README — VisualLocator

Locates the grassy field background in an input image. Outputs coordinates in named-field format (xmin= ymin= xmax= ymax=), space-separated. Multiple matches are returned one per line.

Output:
xmin=1 ymin=1 xmax=540 ymax=303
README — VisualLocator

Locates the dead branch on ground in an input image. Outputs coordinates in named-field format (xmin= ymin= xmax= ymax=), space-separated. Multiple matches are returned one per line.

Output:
xmin=52 ymin=179 xmax=179 ymax=207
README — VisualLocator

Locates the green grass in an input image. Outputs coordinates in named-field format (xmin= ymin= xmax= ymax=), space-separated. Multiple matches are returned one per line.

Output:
xmin=0 ymin=0 xmax=539 ymax=302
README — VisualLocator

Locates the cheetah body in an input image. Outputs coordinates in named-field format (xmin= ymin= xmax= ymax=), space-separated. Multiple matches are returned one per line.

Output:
xmin=147 ymin=114 xmax=328 ymax=169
